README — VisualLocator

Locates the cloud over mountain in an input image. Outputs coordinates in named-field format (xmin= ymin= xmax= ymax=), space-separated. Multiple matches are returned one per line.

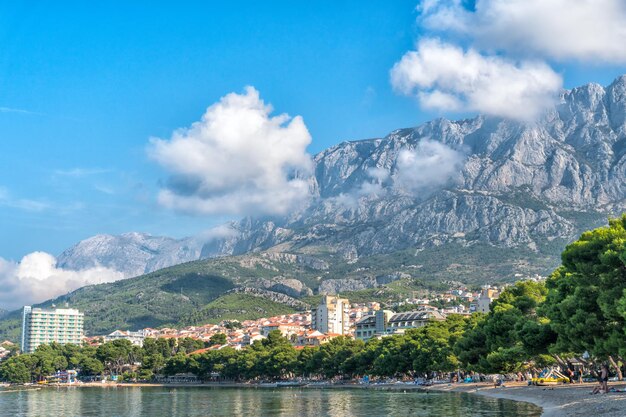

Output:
xmin=394 ymin=139 xmax=465 ymax=195
xmin=149 ymin=87 xmax=314 ymax=216
xmin=393 ymin=0 xmax=626 ymax=120
xmin=391 ymin=39 xmax=562 ymax=120
xmin=0 ymin=252 xmax=124 ymax=310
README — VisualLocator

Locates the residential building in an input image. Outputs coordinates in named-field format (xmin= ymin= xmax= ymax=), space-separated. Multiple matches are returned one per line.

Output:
xmin=311 ymin=295 xmax=350 ymax=335
xmin=477 ymin=286 xmax=500 ymax=313
xmin=297 ymin=330 xmax=342 ymax=346
xmin=260 ymin=323 xmax=304 ymax=338
xmin=0 ymin=345 xmax=10 ymax=361
xmin=355 ymin=309 xmax=446 ymax=341
xmin=386 ymin=310 xmax=446 ymax=334
xmin=355 ymin=309 xmax=394 ymax=341
xmin=21 ymin=306 xmax=84 ymax=353
xmin=105 ymin=330 xmax=146 ymax=346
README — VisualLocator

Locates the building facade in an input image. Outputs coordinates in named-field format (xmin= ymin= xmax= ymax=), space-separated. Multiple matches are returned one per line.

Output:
xmin=476 ymin=286 xmax=500 ymax=313
xmin=105 ymin=330 xmax=146 ymax=346
xmin=311 ymin=296 xmax=350 ymax=335
xmin=21 ymin=306 xmax=84 ymax=353
xmin=355 ymin=309 xmax=446 ymax=341
xmin=355 ymin=309 xmax=394 ymax=341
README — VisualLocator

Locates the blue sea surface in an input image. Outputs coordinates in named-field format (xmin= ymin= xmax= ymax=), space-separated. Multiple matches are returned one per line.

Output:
xmin=0 ymin=386 xmax=541 ymax=417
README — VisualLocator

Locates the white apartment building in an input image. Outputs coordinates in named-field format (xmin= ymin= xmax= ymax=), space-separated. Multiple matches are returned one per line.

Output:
xmin=311 ymin=295 xmax=350 ymax=335
xmin=21 ymin=306 xmax=84 ymax=353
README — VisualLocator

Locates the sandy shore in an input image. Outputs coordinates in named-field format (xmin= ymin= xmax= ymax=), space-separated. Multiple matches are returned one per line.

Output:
xmin=426 ymin=381 xmax=626 ymax=416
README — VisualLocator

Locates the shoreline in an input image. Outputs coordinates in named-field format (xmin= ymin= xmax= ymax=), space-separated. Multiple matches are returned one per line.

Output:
xmin=424 ymin=381 xmax=626 ymax=417
xmin=13 ymin=380 xmax=626 ymax=416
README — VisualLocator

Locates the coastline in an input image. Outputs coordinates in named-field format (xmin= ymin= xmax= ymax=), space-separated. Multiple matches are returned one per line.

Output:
xmin=424 ymin=381 xmax=626 ymax=417
xmin=23 ymin=379 xmax=626 ymax=416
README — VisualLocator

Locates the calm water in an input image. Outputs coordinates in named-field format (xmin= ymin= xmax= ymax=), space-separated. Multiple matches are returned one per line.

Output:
xmin=0 ymin=386 xmax=541 ymax=417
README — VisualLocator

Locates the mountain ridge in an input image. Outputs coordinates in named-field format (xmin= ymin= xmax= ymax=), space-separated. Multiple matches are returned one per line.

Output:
xmin=57 ymin=76 xmax=626 ymax=278
xmin=1 ymin=75 xmax=621 ymax=341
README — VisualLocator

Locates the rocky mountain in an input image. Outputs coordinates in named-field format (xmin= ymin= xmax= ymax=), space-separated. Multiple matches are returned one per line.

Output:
xmin=57 ymin=232 xmax=203 ymax=278
xmin=57 ymin=76 xmax=626 ymax=288
xmin=2 ymin=76 xmax=625 ymax=342
xmin=202 ymin=76 xmax=626 ymax=266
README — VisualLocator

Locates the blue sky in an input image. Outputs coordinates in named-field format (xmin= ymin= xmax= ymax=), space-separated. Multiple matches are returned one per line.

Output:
xmin=1 ymin=1 xmax=625 ymax=260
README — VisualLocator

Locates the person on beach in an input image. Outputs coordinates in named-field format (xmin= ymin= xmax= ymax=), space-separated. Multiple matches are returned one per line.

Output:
xmin=591 ymin=382 xmax=603 ymax=395
xmin=591 ymin=365 xmax=609 ymax=394
xmin=601 ymin=363 xmax=609 ymax=393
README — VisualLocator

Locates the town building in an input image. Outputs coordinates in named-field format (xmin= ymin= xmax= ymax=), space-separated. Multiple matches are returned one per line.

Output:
xmin=105 ymin=330 xmax=146 ymax=346
xmin=386 ymin=310 xmax=446 ymax=333
xmin=21 ymin=306 xmax=84 ymax=353
xmin=311 ymin=295 xmax=350 ymax=335
xmin=355 ymin=309 xmax=446 ymax=341
xmin=354 ymin=309 xmax=394 ymax=341
xmin=296 ymin=330 xmax=342 ymax=346
xmin=476 ymin=286 xmax=500 ymax=313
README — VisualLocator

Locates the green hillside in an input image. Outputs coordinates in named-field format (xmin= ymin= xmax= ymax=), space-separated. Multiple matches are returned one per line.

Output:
xmin=0 ymin=242 xmax=564 ymax=343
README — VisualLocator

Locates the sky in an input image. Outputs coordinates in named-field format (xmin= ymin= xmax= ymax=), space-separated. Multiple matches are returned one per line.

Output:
xmin=1 ymin=1 xmax=626 ymax=309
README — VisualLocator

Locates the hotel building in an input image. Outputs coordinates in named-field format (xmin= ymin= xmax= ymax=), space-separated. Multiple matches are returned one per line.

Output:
xmin=311 ymin=295 xmax=350 ymax=335
xmin=21 ymin=306 xmax=85 ymax=353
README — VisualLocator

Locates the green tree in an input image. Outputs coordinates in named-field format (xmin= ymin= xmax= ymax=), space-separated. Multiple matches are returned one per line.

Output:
xmin=209 ymin=333 xmax=227 ymax=346
xmin=456 ymin=280 xmax=554 ymax=373
xmin=96 ymin=340 xmax=134 ymax=375
xmin=0 ymin=356 xmax=31 ymax=383
xmin=163 ymin=353 xmax=191 ymax=376
xmin=545 ymin=215 xmax=626 ymax=360
xmin=79 ymin=357 xmax=104 ymax=376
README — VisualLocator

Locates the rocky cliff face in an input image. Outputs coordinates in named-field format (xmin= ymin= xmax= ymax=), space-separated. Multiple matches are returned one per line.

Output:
xmin=59 ymin=76 xmax=626 ymax=282
xmin=203 ymin=76 xmax=626 ymax=261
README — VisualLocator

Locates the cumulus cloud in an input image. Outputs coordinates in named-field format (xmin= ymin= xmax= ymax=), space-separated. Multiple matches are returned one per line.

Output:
xmin=0 ymin=252 xmax=124 ymax=311
xmin=394 ymin=139 xmax=465 ymax=195
xmin=149 ymin=87 xmax=314 ymax=216
xmin=390 ymin=38 xmax=562 ymax=120
xmin=419 ymin=0 xmax=626 ymax=63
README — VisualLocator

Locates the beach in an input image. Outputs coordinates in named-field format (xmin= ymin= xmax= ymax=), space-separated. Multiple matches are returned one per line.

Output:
xmin=426 ymin=381 xmax=626 ymax=417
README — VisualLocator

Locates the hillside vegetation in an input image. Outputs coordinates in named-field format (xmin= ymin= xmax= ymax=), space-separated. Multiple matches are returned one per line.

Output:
xmin=0 ymin=237 xmax=567 ymax=343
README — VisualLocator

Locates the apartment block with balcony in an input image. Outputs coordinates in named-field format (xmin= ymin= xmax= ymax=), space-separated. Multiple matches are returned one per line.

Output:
xmin=311 ymin=295 xmax=350 ymax=335
xmin=21 ymin=306 xmax=84 ymax=353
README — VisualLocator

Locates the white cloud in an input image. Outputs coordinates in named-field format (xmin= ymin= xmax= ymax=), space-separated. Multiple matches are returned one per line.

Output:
xmin=420 ymin=0 xmax=626 ymax=63
xmin=194 ymin=223 xmax=239 ymax=243
xmin=332 ymin=167 xmax=390 ymax=209
xmin=149 ymin=86 xmax=314 ymax=216
xmin=391 ymin=38 xmax=562 ymax=120
xmin=53 ymin=168 xmax=112 ymax=177
xmin=394 ymin=139 xmax=465 ymax=195
xmin=0 ymin=252 xmax=124 ymax=311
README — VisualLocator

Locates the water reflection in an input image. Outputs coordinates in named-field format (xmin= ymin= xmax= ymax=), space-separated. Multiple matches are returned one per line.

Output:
xmin=0 ymin=386 xmax=541 ymax=417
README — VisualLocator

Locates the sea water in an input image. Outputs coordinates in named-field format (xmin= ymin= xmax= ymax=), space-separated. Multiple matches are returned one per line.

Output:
xmin=0 ymin=386 xmax=541 ymax=417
